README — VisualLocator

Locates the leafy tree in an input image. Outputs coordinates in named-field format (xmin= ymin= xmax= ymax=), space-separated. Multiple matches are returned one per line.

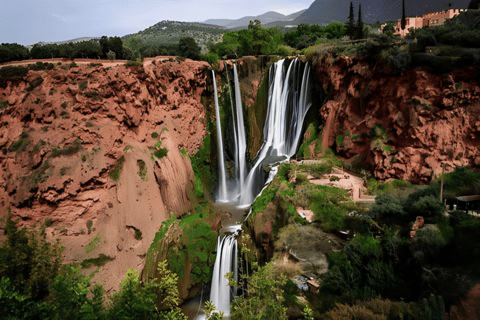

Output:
xmin=324 ymin=22 xmax=346 ymax=39
xmin=178 ymin=37 xmax=201 ymax=60
xmin=0 ymin=43 xmax=29 ymax=63
xmin=124 ymin=36 xmax=143 ymax=60
xmin=0 ymin=213 xmax=63 ymax=302
xmin=108 ymin=261 xmax=187 ymax=320
xmin=229 ymin=263 xmax=288 ymax=320
xmin=369 ymin=194 xmax=408 ymax=224
xmin=49 ymin=266 xmax=106 ymax=320
xmin=383 ymin=23 xmax=395 ymax=36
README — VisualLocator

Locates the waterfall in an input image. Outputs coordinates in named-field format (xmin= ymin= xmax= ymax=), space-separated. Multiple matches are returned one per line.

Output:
xmin=237 ymin=58 xmax=313 ymax=207
xmin=204 ymin=58 xmax=313 ymax=318
xmin=233 ymin=64 xmax=247 ymax=194
xmin=212 ymin=71 xmax=228 ymax=202
xmin=209 ymin=231 xmax=239 ymax=317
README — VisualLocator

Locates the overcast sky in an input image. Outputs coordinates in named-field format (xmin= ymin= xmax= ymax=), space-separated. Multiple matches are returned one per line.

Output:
xmin=0 ymin=0 xmax=312 ymax=45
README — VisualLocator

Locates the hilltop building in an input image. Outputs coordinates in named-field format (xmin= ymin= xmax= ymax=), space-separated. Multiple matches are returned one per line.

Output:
xmin=392 ymin=8 xmax=466 ymax=37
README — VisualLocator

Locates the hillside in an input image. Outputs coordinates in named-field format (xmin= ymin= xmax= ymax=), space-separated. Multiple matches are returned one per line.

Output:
xmin=122 ymin=20 xmax=225 ymax=51
xmin=205 ymin=9 xmax=307 ymax=29
xmin=294 ymin=0 xmax=470 ymax=25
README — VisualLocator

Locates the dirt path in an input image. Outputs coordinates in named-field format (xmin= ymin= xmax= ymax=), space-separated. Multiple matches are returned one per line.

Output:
xmin=0 ymin=58 xmax=128 ymax=68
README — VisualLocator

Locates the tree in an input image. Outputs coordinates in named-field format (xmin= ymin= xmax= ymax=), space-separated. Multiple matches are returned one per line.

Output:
xmin=346 ymin=2 xmax=356 ymax=38
xmin=357 ymin=4 xmax=364 ymax=39
xmin=178 ymin=37 xmax=201 ymax=60
xmin=401 ymin=0 xmax=407 ymax=30
xmin=468 ymin=0 xmax=479 ymax=9
xmin=108 ymin=261 xmax=187 ymax=320
xmin=0 ymin=213 xmax=63 ymax=302
xmin=228 ymin=263 xmax=288 ymax=320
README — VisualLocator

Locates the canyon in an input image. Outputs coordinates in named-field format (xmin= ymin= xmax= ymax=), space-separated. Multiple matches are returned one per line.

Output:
xmin=1 ymin=53 xmax=480 ymax=313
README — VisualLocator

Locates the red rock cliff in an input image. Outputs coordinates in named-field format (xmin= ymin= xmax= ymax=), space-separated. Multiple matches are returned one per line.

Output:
xmin=0 ymin=57 xmax=209 ymax=292
xmin=316 ymin=55 xmax=480 ymax=183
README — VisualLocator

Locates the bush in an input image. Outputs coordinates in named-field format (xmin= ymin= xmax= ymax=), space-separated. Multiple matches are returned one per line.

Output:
xmin=200 ymin=52 xmax=220 ymax=65
xmin=109 ymin=156 xmax=125 ymax=182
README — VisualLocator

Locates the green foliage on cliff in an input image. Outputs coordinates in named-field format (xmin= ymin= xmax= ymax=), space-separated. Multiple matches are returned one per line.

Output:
xmin=190 ymin=135 xmax=212 ymax=198
xmin=109 ymin=155 xmax=125 ymax=182
xmin=296 ymin=120 xmax=319 ymax=158
xmin=250 ymin=186 xmax=279 ymax=219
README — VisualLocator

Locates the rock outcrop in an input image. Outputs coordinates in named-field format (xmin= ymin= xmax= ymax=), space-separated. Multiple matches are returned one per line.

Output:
xmin=0 ymin=57 xmax=209 ymax=293
xmin=316 ymin=55 xmax=480 ymax=183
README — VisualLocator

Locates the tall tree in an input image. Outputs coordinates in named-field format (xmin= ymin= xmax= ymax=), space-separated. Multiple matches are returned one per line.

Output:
xmin=347 ymin=2 xmax=355 ymax=38
xmin=468 ymin=0 xmax=479 ymax=9
xmin=357 ymin=4 xmax=364 ymax=39
xmin=401 ymin=0 xmax=407 ymax=30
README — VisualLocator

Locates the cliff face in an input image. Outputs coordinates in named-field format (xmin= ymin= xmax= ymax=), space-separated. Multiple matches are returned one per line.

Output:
xmin=316 ymin=55 xmax=480 ymax=183
xmin=0 ymin=57 xmax=209 ymax=292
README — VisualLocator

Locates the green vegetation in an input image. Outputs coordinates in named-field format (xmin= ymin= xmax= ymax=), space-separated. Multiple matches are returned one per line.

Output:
xmin=137 ymin=160 xmax=147 ymax=181
xmin=26 ymin=77 xmax=44 ymax=92
xmin=8 ymin=131 xmax=30 ymax=153
xmin=80 ymin=253 xmax=114 ymax=269
xmin=86 ymin=220 xmax=93 ymax=234
xmin=0 ymin=99 xmax=8 ymax=110
xmin=109 ymin=155 xmax=125 ymax=182
xmin=0 ymin=214 xmax=189 ymax=319
xmin=134 ymin=229 xmax=143 ymax=240
xmin=85 ymin=234 xmax=101 ymax=253
xmin=296 ymin=120 xmax=319 ymax=158
xmin=151 ymin=132 xmax=158 ymax=138
xmin=79 ymin=80 xmax=87 ymax=90
xmin=180 ymin=148 xmax=188 ymax=158
xmin=250 ymin=186 xmax=279 ymax=218
xmin=190 ymin=135 xmax=211 ymax=198
xmin=51 ymin=139 xmax=83 ymax=157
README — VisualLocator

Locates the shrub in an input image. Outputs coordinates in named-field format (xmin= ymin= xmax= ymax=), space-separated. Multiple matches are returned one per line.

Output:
xmin=51 ymin=139 xmax=83 ymax=157
xmin=86 ymin=220 xmax=93 ymax=234
xmin=250 ymin=186 xmax=279 ymax=218
xmin=109 ymin=156 xmax=125 ymax=182
xmin=151 ymin=132 xmax=158 ymax=138
xmin=125 ymin=59 xmax=142 ymax=67
xmin=85 ymin=234 xmax=101 ymax=253
xmin=26 ymin=77 xmax=44 ymax=92
xmin=0 ymin=99 xmax=8 ymax=110
xmin=134 ymin=229 xmax=142 ymax=240
xmin=137 ymin=160 xmax=147 ymax=181
xmin=81 ymin=254 xmax=114 ymax=269
xmin=79 ymin=80 xmax=87 ymax=90
xmin=200 ymin=52 xmax=220 ymax=65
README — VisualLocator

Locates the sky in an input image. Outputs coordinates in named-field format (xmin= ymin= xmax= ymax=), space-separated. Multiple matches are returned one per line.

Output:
xmin=0 ymin=0 xmax=313 ymax=45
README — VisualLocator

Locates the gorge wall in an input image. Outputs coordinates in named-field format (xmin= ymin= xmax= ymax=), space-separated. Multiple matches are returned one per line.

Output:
xmin=0 ymin=57 xmax=209 ymax=293
xmin=315 ymin=55 xmax=480 ymax=183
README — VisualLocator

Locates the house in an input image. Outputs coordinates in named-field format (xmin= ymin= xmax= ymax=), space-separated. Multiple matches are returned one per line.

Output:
xmin=393 ymin=9 xmax=466 ymax=37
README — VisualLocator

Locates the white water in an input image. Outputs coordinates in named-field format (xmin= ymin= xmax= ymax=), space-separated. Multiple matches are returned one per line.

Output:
xmin=203 ymin=58 xmax=313 ymax=318
xmin=238 ymin=58 xmax=313 ymax=207
xmin=212 ymin=71 xmax=228 ymax=202
xmin=233 ymin=64 xmax=247 ymax=193
xmin=209 ymin=228 xmax=239 ymax=317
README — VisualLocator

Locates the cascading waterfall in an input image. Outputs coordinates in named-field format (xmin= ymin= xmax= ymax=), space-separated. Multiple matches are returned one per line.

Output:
xmin=212 ymin=71 xmax=228 ymax=202
xmin=238 ymin=58 xmax=313 ymax=207
xmin=233 ymin=64 xmax=247 ymax=194
xmin=209 ymin=230 xmax=239 ymax=318
xmin=205 ymin=58 xmax=312 ymax=318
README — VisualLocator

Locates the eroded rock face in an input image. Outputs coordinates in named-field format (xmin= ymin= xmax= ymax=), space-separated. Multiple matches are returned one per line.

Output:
xmin=316 ymin=55 xmax=480 ymax=183
xmin=0 ymin=57 xmax=209 ymax=293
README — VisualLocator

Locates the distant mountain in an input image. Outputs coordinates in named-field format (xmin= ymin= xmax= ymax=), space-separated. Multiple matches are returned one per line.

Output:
xmin=294 ymin=0 xmax=470 ymax=25
xmin=204 ymin=9 xmax=307 ymax=29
